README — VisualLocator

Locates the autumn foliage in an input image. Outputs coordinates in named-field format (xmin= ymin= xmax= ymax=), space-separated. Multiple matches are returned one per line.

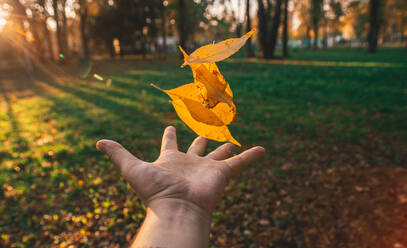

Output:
xmin=153 ymin=29 xmax=256 ymax=146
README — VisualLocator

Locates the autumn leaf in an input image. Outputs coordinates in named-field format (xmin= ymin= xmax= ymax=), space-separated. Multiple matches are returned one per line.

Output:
xmin=180 ymin=28 xmax=256 ymax=68
xmin=151 ymin=83 xmax=236 ymax=127
xmin=152 ymin=83 xmax=240 ymax=146
xmin=179 ymin=46 xmax=234 ymax=108
xmin=150 ymin=30 xmax=255 ymax=146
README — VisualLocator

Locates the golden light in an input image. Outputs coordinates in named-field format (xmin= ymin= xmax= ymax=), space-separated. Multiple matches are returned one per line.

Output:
xmin=0 ymin=6 xmax=9 ymax=31
xmin=0 ymin=18 xmax=6 ymax=31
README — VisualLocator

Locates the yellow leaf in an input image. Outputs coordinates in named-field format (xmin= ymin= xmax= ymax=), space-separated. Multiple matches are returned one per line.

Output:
xmin=181 ymin=28 xmax=256 ymax=67
xmin=180 ymin=47 xmax=234 ymax=108
xmin=152 ymin=83 xmax=240 ymax=146
xmin=1 ymin=234 xmax=9 ymax=244
xmin=172 ymin=98 xmax=240 ymax=146
xmin=194 ymin=63 xmax=234 ymax=108
xmin=80 ymin=216 xmax=87 ymax=224
xmin=152 ymin=83 xmax=236 ymax=126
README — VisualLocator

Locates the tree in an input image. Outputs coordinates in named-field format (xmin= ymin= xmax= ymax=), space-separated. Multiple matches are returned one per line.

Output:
xmin=245 ymin=0 xmax=254 ymax=57
xmin=346 ymin=0 xmax=368 ymax=43
xmin=282 ymin=0 xmax=289 ymax=57
xmin=52 ymin=0 xmax=66 ymax=56
xmin=322 ymin=12 xmax=328 ymax=48
xmin=382 ymin=0 xmax=407 ymax=44
xmin=79 ymin=0 xmax=90 ymax=59
xmin=6 ymin=0 xmax=33 ymax=71
xmin=176 ymin=0 xmax=211 ymax=52
xmin=256 ymin=0 xmax=283 ymax=59
xmin=177 ymin=0 xmax=187 ymax=50
xmin=60 ymin=0 xmax=68 ymax=55
xmin=256 ymin=0 xmax=270 ymax=57
xmin=39 ymin=0 xmax=55 ymax=60
xmin=367 ymin=0 xmax=381 ymax=53
xmin=89 ymin=0 xmax=165 ymax=58
xmin=232 ymin=0 xmax=243 ymax=37
xmin=268 ymin=0 xmax=283 ymax=58
xmin=329 ymin=0 xmax=344 ymax=46
xmin=293 ymin=0 xmax=312 ymax=48
xmin=311 ymin=0 xmax=323 ymax=50
xmin=160 ymin=0 xmax=167 ymax=59
xmin=90 ymin=2 xmax=119 ymax=58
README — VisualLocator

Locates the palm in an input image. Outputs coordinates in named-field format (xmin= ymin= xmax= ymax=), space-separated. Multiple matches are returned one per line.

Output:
xmin=97 ymin=126 xmax=265 ymax=214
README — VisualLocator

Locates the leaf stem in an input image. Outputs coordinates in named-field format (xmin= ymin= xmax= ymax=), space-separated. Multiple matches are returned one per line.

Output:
xmin=150 ymin=83 xmax=165 ymax=92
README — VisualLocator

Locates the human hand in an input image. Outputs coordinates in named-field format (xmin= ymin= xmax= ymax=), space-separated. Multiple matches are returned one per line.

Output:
xmin=96 ymin=126 xmax=265 ymax=215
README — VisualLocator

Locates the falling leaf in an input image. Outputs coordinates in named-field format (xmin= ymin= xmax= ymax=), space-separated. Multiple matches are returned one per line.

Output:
xmin=180 ymin=46 xmax=234 ymax=108
xmin=152 ymin=83 xmax=240 ymax=146
xmin=151 ymin=30 xmax=254 ymax=146
xmin=152 ymin=83 xmax=235 ymax=126
xmin=180 ymin=28 xmax=256 ymax=67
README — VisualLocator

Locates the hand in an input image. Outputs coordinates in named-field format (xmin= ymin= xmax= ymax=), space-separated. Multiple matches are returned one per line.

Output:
xmin=96 ymin=126 xmax=266 ymax=215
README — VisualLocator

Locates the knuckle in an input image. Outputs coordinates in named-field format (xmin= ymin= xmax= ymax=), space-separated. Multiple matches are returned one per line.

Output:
xmin=225 ymin=143 xmax=235 ymax=153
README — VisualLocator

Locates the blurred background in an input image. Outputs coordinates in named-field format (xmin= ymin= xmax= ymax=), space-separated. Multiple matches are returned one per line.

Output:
xmin=0 ymin=0 xmax=406 ymax=247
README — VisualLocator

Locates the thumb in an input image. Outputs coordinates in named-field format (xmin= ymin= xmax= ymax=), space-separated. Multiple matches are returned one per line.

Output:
xmin=96 ymin=139 xmax=142 ymax=174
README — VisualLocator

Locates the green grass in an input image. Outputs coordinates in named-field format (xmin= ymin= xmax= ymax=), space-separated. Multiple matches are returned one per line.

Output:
xmin=1 ymin=48 xmax=406 ymax=247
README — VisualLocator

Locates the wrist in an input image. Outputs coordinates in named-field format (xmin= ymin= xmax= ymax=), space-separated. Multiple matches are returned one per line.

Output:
xmin=147 ymin=198 xmax=211 ymax=225
xmin=132 ymin=198 xmax=211 ymax=248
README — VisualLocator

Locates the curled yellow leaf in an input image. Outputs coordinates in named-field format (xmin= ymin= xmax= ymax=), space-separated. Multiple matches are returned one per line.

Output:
xmin=179 ymin=47 xmax=234 ymax=108
xmin=180 ymin=28 xmax=256 ymax=67
xmin=152 ymin=83 xmax=240 ymax=146
xmin=171 ymin=98 xmax=240 ymax=146
xmin=152 ymin=83 xmax=236 ymax=126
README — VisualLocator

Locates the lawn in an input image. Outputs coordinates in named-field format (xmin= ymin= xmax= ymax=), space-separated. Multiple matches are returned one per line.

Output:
xmin=1 ymin=48 xmax=406 ymax=247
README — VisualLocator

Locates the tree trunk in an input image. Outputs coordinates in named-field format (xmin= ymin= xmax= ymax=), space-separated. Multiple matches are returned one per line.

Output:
xmin=160 ymin=0 xmax=167 ymax=59
xmin=107 ymin=39 xmax=115 ymax=58
xmin=39 ymin=0 xmax=54 ymax=60
xmin=235 ymin=0 xmax=242 ymax=37
xmin=177 ymin=0 xmax=187 ymax=52
xmin=8 ymin=0 xmax=33 ymax=70
xmin=367 ymin=0 xmax=381 ymax=53
xmin=311 ymin=0 xmax=323 ymax=50
xmin=245 ymin=0 xmax=254 ymax=57
xmin=332 ymin=21 xmax=337 ymax=47
xmin=267 ymin=0 xmax=282 ymax=58
xmin=42 ymin=19 xmax=54 ymax=60
xmin=323 ymin=17 xmax=328 ymax=48
xmin=306 ymin=26 xmax=311 ymax=49
xmin=257 ymin=0 xmax=268 ymax=58
xmin=313 ymin=25 xmax=318 ymax=50
xmin=52 ymin=0 xmax=64 ymax=56
xmin=60 ymin=0 xmax=69 ymax=56
xmin=79 ymin=0 xmax=89 ymax=59
xmin=29 ymin=12 xmax=43 ymax=58
xmin=282 ymin=0 xmax=289 ymax=57
xmin=235 ymin=23 xmax=242 ymax=37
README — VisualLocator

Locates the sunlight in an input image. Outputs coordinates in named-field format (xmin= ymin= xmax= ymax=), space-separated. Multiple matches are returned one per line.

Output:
xmin=0 ymin=18 xmax=6 ymax=31
xmin=0 ymin=7 xmax=8 ymax=31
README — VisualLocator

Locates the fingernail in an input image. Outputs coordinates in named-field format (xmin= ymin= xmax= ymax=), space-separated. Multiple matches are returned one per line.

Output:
xmin=96 ymin=140 xmax=105 ymax=152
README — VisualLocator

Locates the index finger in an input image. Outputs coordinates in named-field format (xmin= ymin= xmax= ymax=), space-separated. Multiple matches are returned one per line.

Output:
xmin=160 ymin=126 xmax=178 ymax=153
xmin=222 ymin=146 xmax=266 ymax=178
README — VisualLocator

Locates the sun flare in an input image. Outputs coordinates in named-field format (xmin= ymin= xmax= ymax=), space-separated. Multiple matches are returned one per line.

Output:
xmin=0 ymin=18 xmax=7 ymax=31
xmin=0 ymin=7 xmax=8 ymax=31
